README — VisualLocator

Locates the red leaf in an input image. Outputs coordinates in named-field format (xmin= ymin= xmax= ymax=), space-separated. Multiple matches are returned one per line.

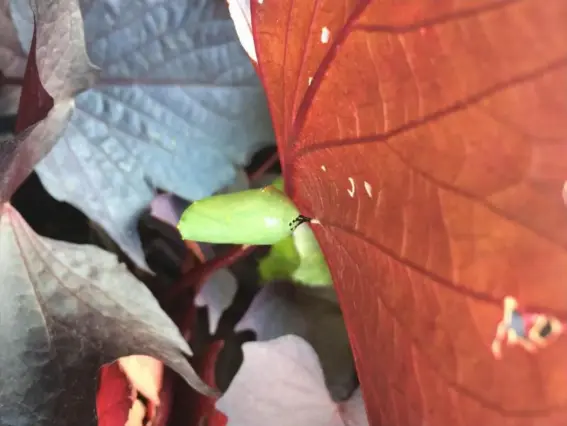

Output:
xmin=97 ymin=363 xmax=134 ymax=426
xmin=252 ymin=1 xmax=567 ymax=425
xmin=14 ymin=27 xmax=53 ymax=133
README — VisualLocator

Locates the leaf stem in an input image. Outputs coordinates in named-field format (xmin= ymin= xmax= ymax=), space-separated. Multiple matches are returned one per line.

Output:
xmin=151 ymin=369 xmax=175 ymax=426
xmin=164 ymin=246 xmax=252 ymax=425
xmin=166 ymin=244 xmax=256 ymax=305
xmin=248 ymin=151 xmax=279 ymax=182
xmin=96 ymin=76 xmax=241 ymax=88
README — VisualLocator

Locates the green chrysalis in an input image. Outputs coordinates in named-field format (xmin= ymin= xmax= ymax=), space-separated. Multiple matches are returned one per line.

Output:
xmin=177 ymin=186 xmax=308 ymax=245
xmin=258 ymin=235 xmax=300 ymax=282
xmin=258 ymin=175 xmax=331 ymax=286
xmin=291 ymin=223 xmax=332 ymax=286
xmin=258 ymin=227 xmax=332 ymax=287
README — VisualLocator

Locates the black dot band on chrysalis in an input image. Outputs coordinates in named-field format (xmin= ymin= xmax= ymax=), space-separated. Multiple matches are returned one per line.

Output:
xmin=288 ymin=215 xmax=311 ymax=232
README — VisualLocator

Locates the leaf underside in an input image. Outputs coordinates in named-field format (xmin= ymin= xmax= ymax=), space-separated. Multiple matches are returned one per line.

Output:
xmin=1 ymin=0 xmax=100 ymax=203
xmin=0 ymin=204 xmax=210 ymax=426
xmin=252 ymin=0 xmax=567 ymax=425
xmin=0 ymin=0 xmax=26 ymax=114
xmin=6 ymin=0 xmax=276 ymax=268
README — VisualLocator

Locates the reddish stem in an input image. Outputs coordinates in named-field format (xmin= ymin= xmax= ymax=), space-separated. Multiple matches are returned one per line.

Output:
xmin=161 ymin=206 xmax=258 ymax=426
xmin=165 ymin=244 xmax=246 ymax=426
xmin=192 ymin=341 xmax=228 ymax=426
xmin=201 ymin=341 xmax=225 ymax=387
xmin=152 ymin=369 xmax=176 ymax=426
xmin=166 ymin=244 xmax=256 ymax=306
xmin=168 ymin=341 xmax=228 ymax=426
xmin=178 ymin=300 xmax=197 ymax=341
xmin=248 ymin=151 xmax=279 ymax=182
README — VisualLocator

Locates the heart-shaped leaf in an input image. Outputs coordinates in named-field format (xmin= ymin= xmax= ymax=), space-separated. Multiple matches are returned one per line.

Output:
xmin=9 ymin=0 xmax=275 ymax=269
xmin=251 ymin=1 xmax=567 ymax=424
xmin=0 ymin=0 xmax=25 ymax=75
xmin=0 ymin=203 xmax=211 ymax=426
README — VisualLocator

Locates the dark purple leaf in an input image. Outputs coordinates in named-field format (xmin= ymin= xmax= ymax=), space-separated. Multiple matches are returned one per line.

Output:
xmin=0 ymin=0 xmax=25 ymax=76
xmin=0 ymin=0 xmax=26 ymax=114
xmin=0 ymin=0 xmax=99 ymax=202
xmin=0 ymin=203 xmax=212 ymax=426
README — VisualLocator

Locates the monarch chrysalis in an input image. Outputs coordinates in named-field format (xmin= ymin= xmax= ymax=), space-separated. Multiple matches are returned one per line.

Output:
xmin=291 ymin=223 xmax=332 ymax=286
xmin=258 ymin=235 xmax=300 ymax=282
xmin=177 ymin=186 xmax=309 ymax=245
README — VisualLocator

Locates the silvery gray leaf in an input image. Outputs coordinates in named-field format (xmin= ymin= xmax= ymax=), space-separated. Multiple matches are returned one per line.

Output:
xmin=216 ymin=336 xmax=368 ymax=426
xmin=0 ymin=204 xmax=211 ymax=426
xmin=12 ymin=0 xmax=275 ymax=269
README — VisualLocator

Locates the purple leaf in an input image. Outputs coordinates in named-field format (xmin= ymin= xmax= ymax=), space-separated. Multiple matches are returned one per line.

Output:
xmin=0 ymin=0 xmax=99 ymax=201
xmin=0 ymin=0 xmax=25 ymax=78
xmin=195 ymin=268 xmax=238 ymax=335
xmin=0 ymin=0 xmax=26 ymax=114
xmin=235 ymin=281 xmax=357 ymax=401
xmin=0 ymin=203 xmax=211 ymax=426
xmin=0 ymin=104 xmax=72 ymax=201
xmin=28 ymin=0 xmax=98 ymax=101
xmin=8 ymin=0 xmax=276 ymax=269
xmin=150 ymin=193 xmax=189 ymax=229
xmin=216 ymin=335 xmax=368 ymax=426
